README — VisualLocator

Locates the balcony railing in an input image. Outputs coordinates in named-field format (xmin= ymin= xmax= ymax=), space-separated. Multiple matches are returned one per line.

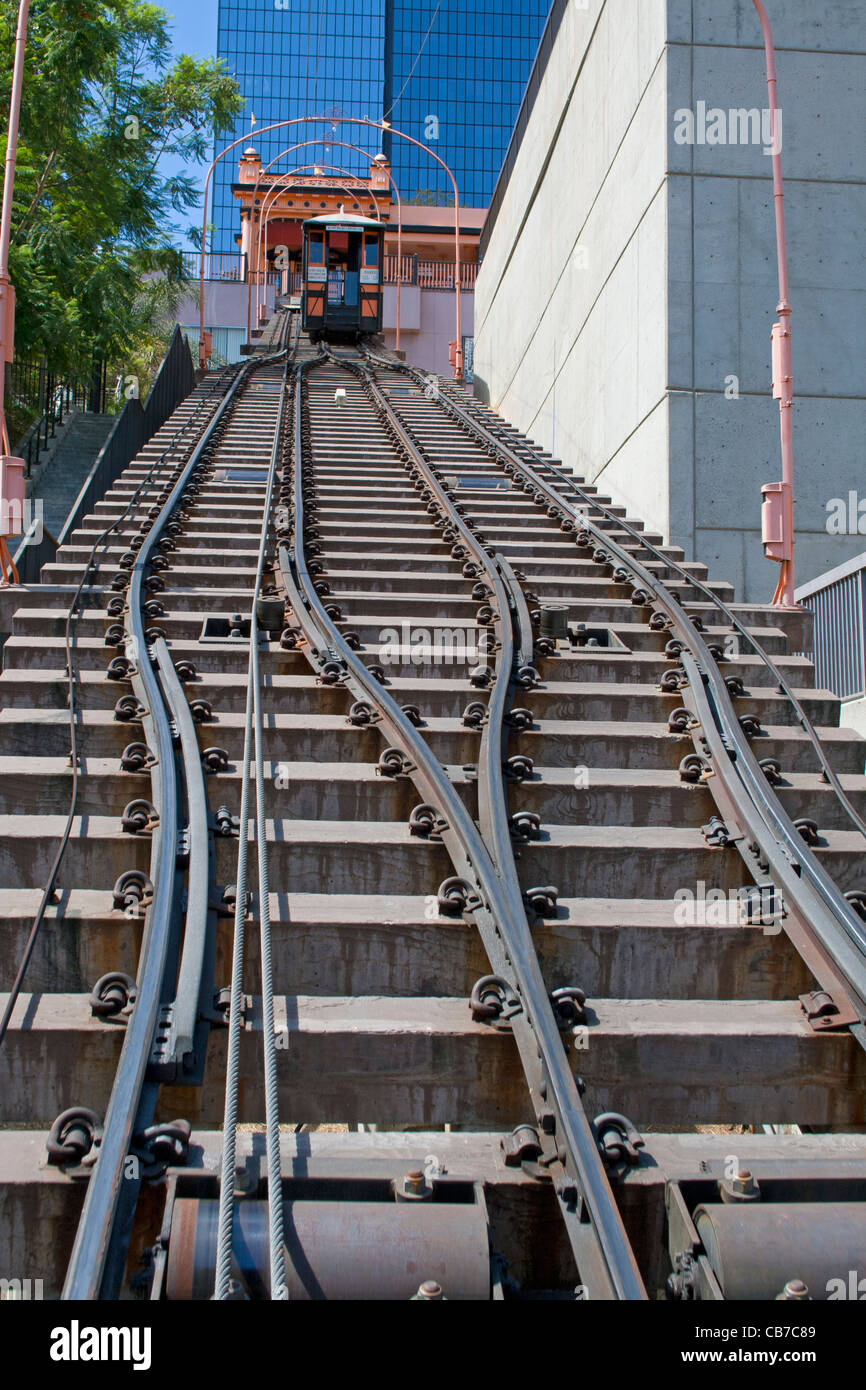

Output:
xmin=180 ymin=252 xmax=280 ymax=286
xmin=383 ymin=255 xmax=477 ymax=290
xmin=797 ymin=556 xmax=866 ymax=701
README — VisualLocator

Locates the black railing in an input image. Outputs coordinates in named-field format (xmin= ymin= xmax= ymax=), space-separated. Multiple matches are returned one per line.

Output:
xmin=5 ymin=327 xmax=195 ymax=582
xmin=57 ymin=327 xmax=195 ymax=547
xmin=10 ymin=356 xmax=107 ymax=477
xmin=8 ymin=516 xmax=59 ymax=586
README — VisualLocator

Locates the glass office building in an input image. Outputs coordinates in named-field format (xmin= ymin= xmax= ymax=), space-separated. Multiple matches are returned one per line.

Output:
xmin=213 ymin=0 xmax=549 ymax=252
xmin=385 ymin=0 xmax=550 ymax=207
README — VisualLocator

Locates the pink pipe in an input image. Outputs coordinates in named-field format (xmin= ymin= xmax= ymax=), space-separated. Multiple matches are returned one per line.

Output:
xmin=753 ymin=0 xmax=795 ymax=606
xmin=0 ymin=0 xmax=31 ymax=454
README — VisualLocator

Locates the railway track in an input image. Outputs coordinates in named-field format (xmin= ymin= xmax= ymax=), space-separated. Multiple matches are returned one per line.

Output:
xmin=1 ymin=309 xmax=866 ymax=1301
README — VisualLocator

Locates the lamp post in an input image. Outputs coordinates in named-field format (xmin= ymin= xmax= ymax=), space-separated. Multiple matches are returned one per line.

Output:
xmin=200 ymin=116 xmax=463 ymax=378
xmin=0 ymin=0 xmax=31 ymax=587
xmin=752 ymin=0 xmax=796 ymax=607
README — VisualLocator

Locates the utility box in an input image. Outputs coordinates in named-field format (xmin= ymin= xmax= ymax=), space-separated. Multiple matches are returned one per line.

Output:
xmin=0 ymin=279 xmax=15 ymax=364
xmin=761 ymin=481 xmax=789 ymax=561
xmin=0 ymin=456 xmax=26 ymax=537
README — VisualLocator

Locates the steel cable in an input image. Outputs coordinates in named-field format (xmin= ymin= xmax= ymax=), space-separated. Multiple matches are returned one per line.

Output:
xmin=215 ymin=337 xmax=292 ymax=1300
xmin=214 ymin=660 xmax=256 ymax=1300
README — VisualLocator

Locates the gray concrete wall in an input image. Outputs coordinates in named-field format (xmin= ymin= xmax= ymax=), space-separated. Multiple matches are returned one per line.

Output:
xmin=474 ymin=0 xmax=672 ymax=532
xmin=474 ymin=0 xmax=866 ymax=602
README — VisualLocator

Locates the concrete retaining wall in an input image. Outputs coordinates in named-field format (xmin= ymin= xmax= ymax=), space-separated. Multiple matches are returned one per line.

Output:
xmin=474 ymin=0 xmax=866 ymax=601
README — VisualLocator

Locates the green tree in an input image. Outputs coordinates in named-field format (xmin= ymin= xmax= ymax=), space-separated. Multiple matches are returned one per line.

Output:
xmin=0 ymin=0 xmax=242 ymax=405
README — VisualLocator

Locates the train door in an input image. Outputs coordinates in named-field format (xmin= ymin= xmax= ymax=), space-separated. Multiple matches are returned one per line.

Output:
xmin=302 ymin=226 xmax=326 ymax=331
xmin=359 ymin=231 xmax=382 ymax=332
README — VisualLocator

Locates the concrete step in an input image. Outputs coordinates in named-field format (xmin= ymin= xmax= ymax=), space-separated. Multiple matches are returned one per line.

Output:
xmin=1 ymin=991 xmax=863 ymax=1129
xmin=0 ymin=666 xmax=839 ymax=726
xmin=0 ymin=888 xmax=813 ymax=1002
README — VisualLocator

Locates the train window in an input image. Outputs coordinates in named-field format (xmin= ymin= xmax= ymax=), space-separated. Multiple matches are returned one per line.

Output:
xmin=363 ymin=236 xmax=379 ymax=268
xmin=308 ymin=231 xmax=324 ymax=265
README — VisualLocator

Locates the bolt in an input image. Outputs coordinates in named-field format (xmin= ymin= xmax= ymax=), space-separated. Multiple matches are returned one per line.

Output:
xmin=415 ymin=1280 xmax=444 ymax=1300
xmin=731 ymin=1169 xmax=759 ymax=1196
xmin=777 ymin=1279 xmax=810 ymax=1301
xmin=403 ymin=1169 xmax=426 ymax=1194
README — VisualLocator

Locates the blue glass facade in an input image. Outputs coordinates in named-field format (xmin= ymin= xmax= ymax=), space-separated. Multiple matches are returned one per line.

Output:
xmin=213 ymin=0 xmax=548 ymax=251
xmin=213 ymin=0 xmax=387 ymax=253
xmin=385 ymin=1 xmax=549 ymax=207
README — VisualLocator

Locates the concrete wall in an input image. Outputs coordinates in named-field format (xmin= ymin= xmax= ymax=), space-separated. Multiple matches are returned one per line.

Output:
xmin=474 ymin=0 xmax=866 ymax=601
xmin=175 ymin=282 xmax=277 ymax=363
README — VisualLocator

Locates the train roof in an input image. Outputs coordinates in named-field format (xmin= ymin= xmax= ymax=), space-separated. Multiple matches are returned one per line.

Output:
xmin=303 ymin=211 xmax=384 ymax=232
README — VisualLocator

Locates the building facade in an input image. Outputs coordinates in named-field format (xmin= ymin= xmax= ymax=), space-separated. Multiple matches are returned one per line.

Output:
xmin=473 ymin=0 xmax=866 ymax=603
xmin=212 ymin=0 xmax=549 ymax=252
xmin=384 ymin=0 xmax=550 ymax=207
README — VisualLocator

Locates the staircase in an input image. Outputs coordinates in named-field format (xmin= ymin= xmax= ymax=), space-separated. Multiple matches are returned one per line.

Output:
xmin=28 ymin=411 xmax=115 ymax=538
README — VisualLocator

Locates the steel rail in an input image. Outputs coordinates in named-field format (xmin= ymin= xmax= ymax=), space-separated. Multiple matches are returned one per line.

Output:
xmin=368 ymin=352 xmax=866 ymax=1032
xmin=346 ymin=358 xmax=644 ymax=1297
xmin=252 ymin=352 xmax=293 ymax=1301
xmin=428 ymin=373 xmax=866 ymax=844
xmin=63 ymin=343 xmax=289 ymax=1299
xmin=282 ymin=354 xmax=646 ymax=1299
xmin=215 ymin=310 xmax=296 ymax=1298
xmin=0 ymin=366 xmax=240 ymax=1052
xmin=679 ymin=648 xmax=866 ymax=1039
xmin=156 ymin=638 xmax=217 ymax=1078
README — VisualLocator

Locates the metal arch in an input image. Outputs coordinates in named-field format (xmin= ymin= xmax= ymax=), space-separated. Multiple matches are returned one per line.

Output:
xmin=282 ymin=353 xmax=646 ymax=1301
xmin=369 ymin=351 xmax=866 ymax=1035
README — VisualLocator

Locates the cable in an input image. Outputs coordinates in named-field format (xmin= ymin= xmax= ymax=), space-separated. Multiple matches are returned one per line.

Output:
xmin=214 ymin=660 xmax=255 ymax=1300
xmin=216 ymin=328 xmax=294 ymax=1300
xmin=384 ymin=2 xmax=442 ymax=121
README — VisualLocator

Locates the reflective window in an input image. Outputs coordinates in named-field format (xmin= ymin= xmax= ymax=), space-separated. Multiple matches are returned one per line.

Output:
xmin=212 ymin=0 xmax=548 ymax=252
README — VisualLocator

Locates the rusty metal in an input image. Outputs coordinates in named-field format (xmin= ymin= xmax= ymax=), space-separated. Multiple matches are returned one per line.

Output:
xmin=166 ymin=1192 xmax=492 ymax=1301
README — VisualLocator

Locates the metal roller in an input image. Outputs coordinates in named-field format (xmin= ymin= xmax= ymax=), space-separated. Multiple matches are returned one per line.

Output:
xmin=694 ymin=1202 xmax=866 ymax=1300
xmin=539 ymin=605 xmax=569 ymax=641
xmin=166 ymin=1197 xmax=492 ymax=1301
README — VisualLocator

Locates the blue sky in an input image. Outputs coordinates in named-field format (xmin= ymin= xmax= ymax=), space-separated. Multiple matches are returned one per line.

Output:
xmin=164 ymin=0 xmax=218 ymax=61
xmin=161 ymin=0 xmax=219 ymax=241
